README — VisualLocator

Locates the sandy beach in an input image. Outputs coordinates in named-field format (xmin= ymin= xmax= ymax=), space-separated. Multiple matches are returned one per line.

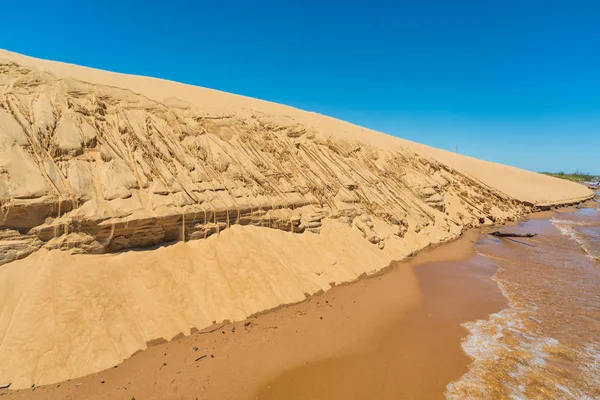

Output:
xmin=0 ymin=50 xmax=596 ymax=399
xmin=1 ymin=229 xmax=503 ymax=400
xmin=4 ymin=197 xmax=598 ymax=400
xmin=255 ymin=229 xmax=508 ymax=400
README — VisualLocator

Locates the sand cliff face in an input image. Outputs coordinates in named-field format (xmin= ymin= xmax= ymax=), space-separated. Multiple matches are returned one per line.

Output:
xmin=0 ymin=51 xmax=593 ymax=389
xmin=0 ymin=57 xmax=535 ymax=265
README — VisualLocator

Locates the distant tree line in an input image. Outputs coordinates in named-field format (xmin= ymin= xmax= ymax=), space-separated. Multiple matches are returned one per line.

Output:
xmin=540 ymin=170 xmax=598 ymax=183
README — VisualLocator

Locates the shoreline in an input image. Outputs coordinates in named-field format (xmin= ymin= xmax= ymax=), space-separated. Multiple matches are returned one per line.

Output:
xmin=255 ymin=228 xmax=508 ymax=400
xmin=448 ymin=199 xmax=599 ymax=398
xmin=1 ymin=201 xmax=589 ymax=399
xmin=2 ymin=227 xmax=503 ymax=400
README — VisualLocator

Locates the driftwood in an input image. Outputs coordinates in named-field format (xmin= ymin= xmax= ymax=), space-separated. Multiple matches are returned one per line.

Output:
xmin=490 ymin=231 xmax=537 ymax=238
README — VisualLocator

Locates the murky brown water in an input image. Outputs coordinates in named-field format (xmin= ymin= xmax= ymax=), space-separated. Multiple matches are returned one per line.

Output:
xmin=448 ymin=196 xmax=600 ymax=399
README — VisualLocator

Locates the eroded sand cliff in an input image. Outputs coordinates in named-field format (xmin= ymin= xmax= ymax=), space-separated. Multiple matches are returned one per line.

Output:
xmin=0 ymin=50 xmax=593 ymax=389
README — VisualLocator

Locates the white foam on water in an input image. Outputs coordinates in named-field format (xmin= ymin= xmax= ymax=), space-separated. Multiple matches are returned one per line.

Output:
xmin=581 ymin=343 xmax=600 ymax=395
xmin=446 ymin=272 xmax=560 ymax=399
xmin=552 ymin=218 xmax=600 ymax=261
xmin=446 ymin=297 xmax=592 ymax=399
xmin=447 ymin=268 xmax=599 ymax=399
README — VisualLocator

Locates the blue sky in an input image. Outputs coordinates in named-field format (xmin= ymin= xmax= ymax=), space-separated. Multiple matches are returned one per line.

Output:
xmin=2 ymin=0 xmax=599 ymax=173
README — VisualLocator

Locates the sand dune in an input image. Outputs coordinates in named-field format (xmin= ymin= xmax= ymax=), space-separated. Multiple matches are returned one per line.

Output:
xmin=0 ymin=50 xmax=593 ymax=389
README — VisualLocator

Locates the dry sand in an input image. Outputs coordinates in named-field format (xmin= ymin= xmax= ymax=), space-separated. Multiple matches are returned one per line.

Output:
xmin=1 ymin=230 xmax=507 ymax=400
xmin=0 ymin=49 xmax=590 ymax=207
xmin=0 ymin=49 xmax=594 ymax=390
xmin=0 ymin=221 xmax=395 ymax=388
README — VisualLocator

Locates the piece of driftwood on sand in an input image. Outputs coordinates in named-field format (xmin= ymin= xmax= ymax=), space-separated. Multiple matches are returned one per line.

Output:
xmin=490 ymin=231 xmax=537 ymax=238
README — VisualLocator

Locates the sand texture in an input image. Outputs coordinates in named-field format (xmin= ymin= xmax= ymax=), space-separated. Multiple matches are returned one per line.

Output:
xmin=0 ymin=50 xmax=593 ymax=389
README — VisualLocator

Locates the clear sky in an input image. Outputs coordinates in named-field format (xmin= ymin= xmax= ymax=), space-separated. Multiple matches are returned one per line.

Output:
xmin=2 ymin=1 xmax=599 ymax=173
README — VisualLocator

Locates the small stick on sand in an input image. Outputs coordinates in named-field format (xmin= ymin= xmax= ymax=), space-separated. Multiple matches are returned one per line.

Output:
xmin=196 ymin=323 xmax=228 ymax=335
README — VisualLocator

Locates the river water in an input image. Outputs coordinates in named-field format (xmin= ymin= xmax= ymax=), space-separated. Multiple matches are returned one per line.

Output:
xmin=447 ymin=194 xmax=600 ymax=399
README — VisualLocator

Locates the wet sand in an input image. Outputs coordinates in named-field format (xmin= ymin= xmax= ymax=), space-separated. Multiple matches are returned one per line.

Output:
xmin=1 ymin=229 xmax=508 ymax=400
xmin=256 ymin=230 xmax=507 ymax=400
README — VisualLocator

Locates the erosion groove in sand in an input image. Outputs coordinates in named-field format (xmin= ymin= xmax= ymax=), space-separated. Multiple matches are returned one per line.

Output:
xmin=0 ymin=50 xmax=594 ymax=389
